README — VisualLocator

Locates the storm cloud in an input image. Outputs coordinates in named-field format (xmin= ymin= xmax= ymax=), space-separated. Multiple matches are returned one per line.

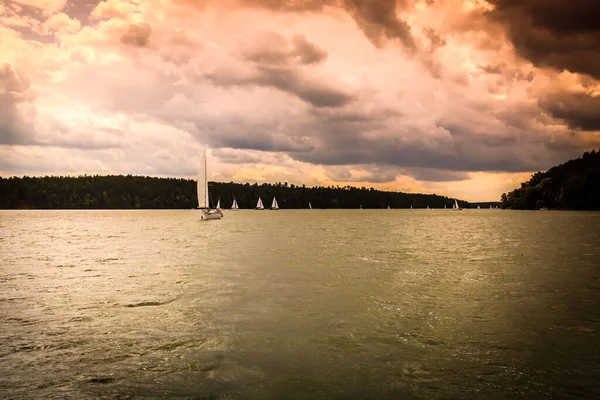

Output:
xmin=487 ymin=0 xmax=600 ymax=79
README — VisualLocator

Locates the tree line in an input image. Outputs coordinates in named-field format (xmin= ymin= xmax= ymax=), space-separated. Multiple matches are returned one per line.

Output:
xmin=501 ymin=149 xmax=600 ymax=210
xmin=0 ymin=175 xmax=470 ymax=210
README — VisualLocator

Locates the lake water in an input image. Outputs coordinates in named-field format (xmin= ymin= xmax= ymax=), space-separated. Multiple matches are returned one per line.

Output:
xmin=1 ymin=209 xmax=600 ymax=399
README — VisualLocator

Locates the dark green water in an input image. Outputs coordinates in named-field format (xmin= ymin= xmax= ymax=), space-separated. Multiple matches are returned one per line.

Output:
xmin=1 ymin=209 xmax=599 ymax=399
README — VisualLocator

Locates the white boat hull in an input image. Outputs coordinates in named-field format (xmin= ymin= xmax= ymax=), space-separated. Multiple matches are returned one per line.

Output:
xmin=201 ymin=210 xmax=223 ymax=220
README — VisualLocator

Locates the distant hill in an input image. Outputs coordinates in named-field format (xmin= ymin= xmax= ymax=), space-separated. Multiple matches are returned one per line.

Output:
xmin=501 ymin=149 xmax=600 ymax=210
xmin=0 ymin=175 xmax=470 ymax=210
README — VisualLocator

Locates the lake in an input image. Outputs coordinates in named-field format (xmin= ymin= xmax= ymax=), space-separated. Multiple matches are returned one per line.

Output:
xmin=1 ymin=209 xmax=599 ymax=399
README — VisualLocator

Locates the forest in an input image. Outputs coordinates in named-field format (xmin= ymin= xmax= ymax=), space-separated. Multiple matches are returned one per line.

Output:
xmin=501 ymin=149 xmax=600 ymax=210
xmin=0 ymin=175 xmax=469 ymax=210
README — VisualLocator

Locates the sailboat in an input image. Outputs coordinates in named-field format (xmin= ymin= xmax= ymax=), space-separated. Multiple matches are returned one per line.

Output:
xmin=197 ymin=146 xmax=223 ymax=220
xmin=388 ymin=205 xmax=391 ymax=209
xmin=255 ymin=197 xmax=265 ymax=210
xmin=231 ymin=197 xmax=239 ymax=211
xmin=270 ymin=197 xmax=279 ymax=210
xmin=453 ymin=199 xmax=462 ymax=211
xmin=309 ymin=201 xmax=312 ymax=209
xmin=410 ymin=205 xmax=413 ymax=209
xmin=216 ymin=198 xmax=221 ymax=210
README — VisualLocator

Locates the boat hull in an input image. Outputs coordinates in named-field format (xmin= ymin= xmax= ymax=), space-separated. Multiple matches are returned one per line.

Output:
xmin=201 ymin=210 xmax=223 ymax=220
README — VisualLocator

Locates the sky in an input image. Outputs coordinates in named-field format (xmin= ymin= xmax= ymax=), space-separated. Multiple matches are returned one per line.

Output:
xmin=1 ymin=0 xmax=599 ymax=201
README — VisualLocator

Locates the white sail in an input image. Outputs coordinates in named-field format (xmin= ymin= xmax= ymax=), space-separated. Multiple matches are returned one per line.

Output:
xmin=216 ymin=198 xmax=221 ymax=209
xmin=453 ymin=199 xmax=462 ymax=211
xmin=231 ymin=198 xmax=239 ymax=210
xmin=410 ymin=205 xmax=413 ymax=209
xmin=256 ymin=197 xmax=264 ymax=210
xmin=198 ymin=146 xmax=223 ymax=220
xmin=197 ymin=147 xmax=209 ymax=209
xmin=271 ymin=197 xmax=279 ymax=210
xmin=388 ymin=205 xmax=391 ymax=209
xmin=309 ymin=201 xmax=312 ymax=209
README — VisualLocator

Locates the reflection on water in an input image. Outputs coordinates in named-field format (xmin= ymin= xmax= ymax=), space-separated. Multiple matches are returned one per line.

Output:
xmin=1 ymin=209 xmax=600 ymax=399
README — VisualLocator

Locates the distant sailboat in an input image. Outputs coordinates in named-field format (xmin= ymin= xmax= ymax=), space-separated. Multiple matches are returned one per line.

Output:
xmin=256 ymin=197 xmax=264 ymax=210
xmin=453 ymin=199 xmax=462 ymax=211
xmin=309 ymin=201 xmax=312 ymax=209
xmin=216 ymin=198 xmax=221 ymax=210
xmin=197 ymin=146 xmax=223 ymax=220
xmin=444 ymin=204 xmax=447 ymax=209
xmin=231 ymin=197 xmax=239 ymax=211
xmin=388 ymin=205 xmax=391 ymax=209
xmin=360 ymin=204 xmax=363 ymax=209
xmin=477 ymin=205 xmax=481 ymax=209
xmin=410 ymin=205 xmax=413 ymax=209
xmin=270 ymin=197 xmax=279 ymax=210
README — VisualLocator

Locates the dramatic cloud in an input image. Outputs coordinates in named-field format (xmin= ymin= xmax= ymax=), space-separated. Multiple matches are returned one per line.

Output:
xmin=488 ymin=0 xmax=600 ymax=79
xmin=343 ymin=0 xmax=416 ymax=51
xmin=1 ymin=0 xmax=600 ymax=201
xmin=539 ymin=91 xmax=600 ymax=132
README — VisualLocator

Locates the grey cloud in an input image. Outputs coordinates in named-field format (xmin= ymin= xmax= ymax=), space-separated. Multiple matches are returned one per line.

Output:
xmin=342 ymin=0 xmax=416 ymax=51
xmin=324 ymin=165 xmax=398 ymax=183
xmin=243 ymin=32 xmax=327 ymax=66
xmin=206 ymin=66 xmax=354 ymax=108
xmin=290 ymin=34 xmax=328 ymax=65
xmin=538 ymin=90 xmax=600 ymax=131
xmin=121 ymin=22 xmax=152 ymax=47
xmin=195 ymin=115 xmax=314 ymax=154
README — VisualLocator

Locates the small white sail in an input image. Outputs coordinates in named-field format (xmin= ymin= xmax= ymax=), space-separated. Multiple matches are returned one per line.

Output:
xmin=410 ymin=205 xmax=413 ymax=209
xmin=216 ymin=198 xmax=221 ymax=209
xmin=388 ymin=205 xmax=391 ymax=209
xmin=231 ymin=198 xmax=239 ymax=210
xmin=271 ymin=197 xmax=279 ymax=210
xmin=309 ymin=201 xmax=312 ymax=209
xmin=256 ymin=197 xmax=264 ymax=210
